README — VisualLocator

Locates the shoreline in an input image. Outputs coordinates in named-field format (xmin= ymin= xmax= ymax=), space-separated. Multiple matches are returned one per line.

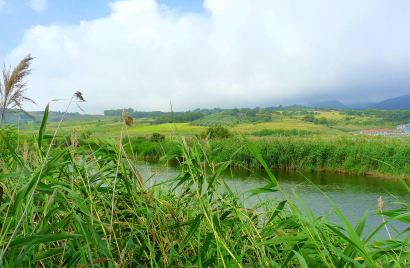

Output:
xmin=140 ymin=156 xmax=410 ymax=181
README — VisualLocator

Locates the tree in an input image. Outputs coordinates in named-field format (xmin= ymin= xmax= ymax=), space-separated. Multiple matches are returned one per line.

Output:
xmin=0 ymin=54 xmax=35 ymax=125
xmin=201 ymin=126 xmax=232 ymax=139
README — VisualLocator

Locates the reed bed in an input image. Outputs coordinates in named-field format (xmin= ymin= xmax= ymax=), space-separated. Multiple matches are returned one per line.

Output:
xmin=125 ymin=134 xmax=410 ymax=178
xmin=0 ymin=104 xmax=409 ymax=267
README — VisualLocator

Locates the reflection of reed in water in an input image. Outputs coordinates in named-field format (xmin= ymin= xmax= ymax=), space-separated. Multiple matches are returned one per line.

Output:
xmin=378 ymin=196 xmax=391 ymax=239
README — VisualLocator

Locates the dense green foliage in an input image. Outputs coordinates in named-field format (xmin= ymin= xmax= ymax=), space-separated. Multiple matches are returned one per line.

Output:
xmin=0 ymin=126 xmax=18 ymax=158
xmin=200 ymin=126 xmax=232 ymax=139
xmin=150 ymin=132 xmax=165 ymax=142
xmin=127 ymin=135 xmax=410 ymax=177
xmin=4 ymin=96 xmax=410 ymax=268
xmin=346 ymin=109 xmax=410 ymax=124
xmin=104 ymin=108 xmax=204 ymax=123
xmin=252 ymin=128 xmax=316 ymax=137
xmin=208 ymin=137 xmax=410 ymax=175
xmin=0 ymin=120 xmax=409 ymax=267
xmin=303 ymin=114 xmax=330 ymax=126
xmin=123 ymin=136 xmax=180 ymax=161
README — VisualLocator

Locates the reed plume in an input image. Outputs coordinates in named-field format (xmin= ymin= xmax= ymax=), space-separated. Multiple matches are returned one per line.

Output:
xmin=122 ymin=111 xmax=133 ymax=126
xmin=0 ymin=54 xmax=35 ymax=125
xmin=74 ymin=91 xmax=85 ymax=102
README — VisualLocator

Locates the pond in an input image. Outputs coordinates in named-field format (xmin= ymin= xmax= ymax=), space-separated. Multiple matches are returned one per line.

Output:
xmin=136 ymin=161 xmax=409 ymax=238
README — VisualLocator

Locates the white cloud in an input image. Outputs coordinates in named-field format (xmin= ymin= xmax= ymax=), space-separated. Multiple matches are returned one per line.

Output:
xmin=7 ymin=0 xmax=410 ymax=113
xmin=28 ymin=0 xmax=47 ymax=13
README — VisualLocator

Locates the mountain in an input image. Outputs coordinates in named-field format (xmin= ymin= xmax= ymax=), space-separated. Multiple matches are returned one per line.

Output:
xmin=309 ymin=100 xmax=348 ymax=109
xmin=309 ymin=94 xmax=410 ymax=110
xmin=346 ymin=102 xmax=376 ymax=110
xmin=371 ymin=94 xmax=410 ymax=110
xmin=2 ymin=110 xmax=105 ymax=124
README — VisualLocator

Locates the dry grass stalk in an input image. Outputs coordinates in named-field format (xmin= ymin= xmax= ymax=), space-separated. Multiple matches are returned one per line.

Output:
xmin=378 ymin=196 xmax=392 ymax=239
xmin=377 ymin=196 xmax=385 ymax=212
xmin=70 ymin=129 xmax=79 ymax=149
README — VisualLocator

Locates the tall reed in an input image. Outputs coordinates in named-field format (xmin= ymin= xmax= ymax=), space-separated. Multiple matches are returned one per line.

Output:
xmin=0 ymin=105 xmax=408 ymax=267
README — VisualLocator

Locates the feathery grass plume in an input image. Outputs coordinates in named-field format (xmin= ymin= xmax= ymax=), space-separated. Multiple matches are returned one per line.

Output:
xmin=122 ymin=111 xmax=133 ymax=126
xmin=74 ymin=91 xmax=86 ymax=112
xmin=0 ymin=54 xmax=35 ymax=125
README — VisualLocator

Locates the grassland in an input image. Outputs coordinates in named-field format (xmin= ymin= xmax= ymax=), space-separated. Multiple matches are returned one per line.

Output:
xmin=17 ymin=107 xmax=401 ymax=139
xmin=19 ymin=113 xmax=392 ymax=138
xmin=232 ymin=119 xmax=343 ymax=135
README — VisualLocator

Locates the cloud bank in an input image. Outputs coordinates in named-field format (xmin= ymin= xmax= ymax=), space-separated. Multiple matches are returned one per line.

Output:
xmin=7 ymin=0 xmax=410 ymax=113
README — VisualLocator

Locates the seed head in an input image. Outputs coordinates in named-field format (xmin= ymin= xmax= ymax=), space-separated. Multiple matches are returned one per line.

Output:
xmin=122 ymin=111 xmax=133 ymax=126
xmin=74 ymin=91 xmax=85 ymax=102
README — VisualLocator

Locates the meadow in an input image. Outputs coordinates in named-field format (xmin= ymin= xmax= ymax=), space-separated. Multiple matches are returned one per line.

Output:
xmin=0 ymin=107 xmax=409 ymax=267
xmin=17 ymin=106 xmax=400 ymax=137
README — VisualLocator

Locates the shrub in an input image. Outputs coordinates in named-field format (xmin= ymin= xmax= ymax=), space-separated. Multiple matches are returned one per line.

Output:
xmin=150 ymin=132 xmax=165 ymax=142
xmin=201 ymin=126 xmax=232 ymax=139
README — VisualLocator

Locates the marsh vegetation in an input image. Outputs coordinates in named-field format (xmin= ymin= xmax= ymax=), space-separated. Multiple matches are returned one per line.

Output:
xmin=0 ymin=102 xmax=409 ymax=266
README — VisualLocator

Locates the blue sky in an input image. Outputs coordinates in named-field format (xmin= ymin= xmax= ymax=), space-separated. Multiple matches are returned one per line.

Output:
xmin=0 ymin=0 xmax=203 ymax=57
xmin=2 ymin=0 xmax=410 ymax=113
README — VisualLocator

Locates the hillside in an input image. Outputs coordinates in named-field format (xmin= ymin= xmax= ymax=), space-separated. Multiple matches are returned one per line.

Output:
xmin=309 ymin=100 xmax=348 ymax=109
xmin=371 ymin=94 xmax=410 ymax=110
xmin=2 ymin=110 xmax=106 ymax=124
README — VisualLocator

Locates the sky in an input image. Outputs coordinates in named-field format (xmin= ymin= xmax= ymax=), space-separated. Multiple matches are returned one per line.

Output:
xmin=1 ymin=0 xmax=410 ymax=113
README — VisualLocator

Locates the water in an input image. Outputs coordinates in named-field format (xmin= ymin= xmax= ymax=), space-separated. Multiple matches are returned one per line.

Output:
xmin=137 ymin=161 xmax=409 ymax=237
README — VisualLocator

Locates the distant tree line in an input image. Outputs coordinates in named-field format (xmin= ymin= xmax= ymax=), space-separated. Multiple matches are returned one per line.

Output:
xmin=104 ymin=108 xmax=205 ymax=123
xmin=104 ymin=106 xmax=410 ymax=126
xmin=346 ymin=109 xmax=410 ymax=124
xmin=2 ymin=110 xmax=98 ymax=124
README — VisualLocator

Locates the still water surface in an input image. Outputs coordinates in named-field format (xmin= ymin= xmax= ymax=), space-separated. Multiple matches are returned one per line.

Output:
xmin=137 ymin=162 xmax=409 ymax=236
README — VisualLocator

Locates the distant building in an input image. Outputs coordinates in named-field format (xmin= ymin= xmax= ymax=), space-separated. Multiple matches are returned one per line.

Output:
xmin=359 ymin=129 xmax=392 ymax=136
xmin=397 ymin=123 xmax=410 ymax=133
xmin=360 ymin=126 xmax=410 ymax=137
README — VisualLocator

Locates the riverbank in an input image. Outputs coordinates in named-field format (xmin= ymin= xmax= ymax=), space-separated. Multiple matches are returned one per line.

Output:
xmin=124 ymin=135 xmax=410 ymax=179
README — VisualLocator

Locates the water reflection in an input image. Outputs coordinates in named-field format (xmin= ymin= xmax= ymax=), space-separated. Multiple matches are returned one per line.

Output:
xmin=137 ymin=161 xmax=409 ymax=236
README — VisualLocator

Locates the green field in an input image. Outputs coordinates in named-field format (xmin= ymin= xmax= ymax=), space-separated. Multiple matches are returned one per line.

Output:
xmin=18 ymin=108 xmax=399 ymax=138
